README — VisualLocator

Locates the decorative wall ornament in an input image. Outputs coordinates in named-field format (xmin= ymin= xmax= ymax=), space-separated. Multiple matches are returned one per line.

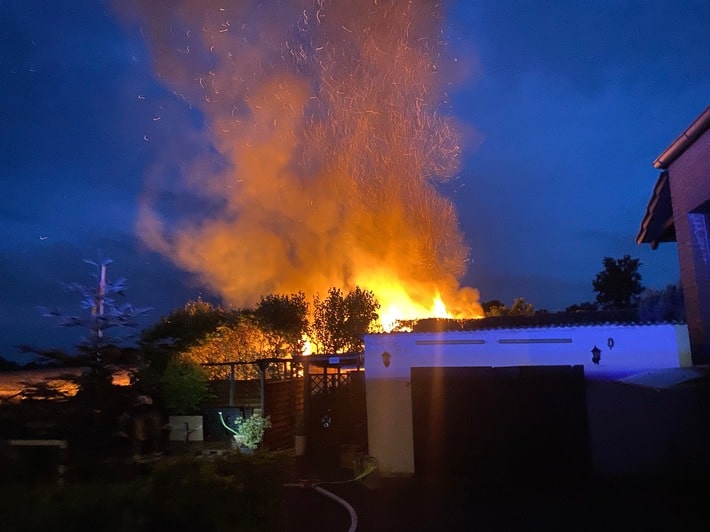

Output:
xmin=591 ymin=345 xmax=601 ymax=364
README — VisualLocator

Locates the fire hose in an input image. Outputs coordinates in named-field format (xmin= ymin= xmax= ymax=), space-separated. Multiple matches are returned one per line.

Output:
xmin=282 ymin=457 xmax=378 ymax=532
xmin=284 ymin=481 xmax=358 ymax=532
xmin=219 ymin=411 xmax=370 ymax=531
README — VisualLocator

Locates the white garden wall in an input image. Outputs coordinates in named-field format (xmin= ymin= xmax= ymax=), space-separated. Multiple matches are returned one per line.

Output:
xmin=364 ymin=323 xmax=691 ymax=476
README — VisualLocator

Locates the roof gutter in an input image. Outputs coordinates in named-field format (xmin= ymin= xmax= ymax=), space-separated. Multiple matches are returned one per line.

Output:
xmin=653 ymin=106 xmax=710 ymax=169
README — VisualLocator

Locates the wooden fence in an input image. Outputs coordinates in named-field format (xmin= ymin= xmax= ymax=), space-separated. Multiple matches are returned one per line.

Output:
xmin=203 ymin=377 xmax=304 ymax=451
xmin=263 ymin=378 xmax=304 ymax=451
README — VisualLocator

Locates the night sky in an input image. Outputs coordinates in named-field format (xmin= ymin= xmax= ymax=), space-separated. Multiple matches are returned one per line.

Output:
xmin=1 ymin=0 xmax=708 ymax=362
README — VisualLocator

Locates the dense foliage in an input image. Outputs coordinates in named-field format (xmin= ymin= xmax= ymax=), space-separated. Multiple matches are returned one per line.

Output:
xmin=135 ymin=288 xmax=376 ymax=409
xmin=254 ymin=292 xmax=309 ymax=356
xmin=182 ymin=318 xmax=270 ymax=380
xmin=158 ymin=358 xmax=212 ymax=414
xmin=593 ymin=255 xmax=644 ymax=311
xmin=140 ymin=299 xmax=239 ymax=352
xmin=481 ymin=297 xmax=535 ymax=317
xmin=1 ymin=452 xmax=291 ymax=532
xmin=311 ymin=286 xmax=380 ymax=353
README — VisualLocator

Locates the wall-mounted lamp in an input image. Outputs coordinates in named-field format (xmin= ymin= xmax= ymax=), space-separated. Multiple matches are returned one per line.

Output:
xmin=607 ymin=337 xmax=615 ymax=350
xmin=381 ymin=351 xmax=391 ymax=368
xmin=591 ymin=345 xmax=601 ymax=364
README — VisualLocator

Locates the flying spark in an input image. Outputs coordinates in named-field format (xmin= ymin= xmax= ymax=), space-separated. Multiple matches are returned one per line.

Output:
xmin=126 ymin=0 xmax=482 ymax=322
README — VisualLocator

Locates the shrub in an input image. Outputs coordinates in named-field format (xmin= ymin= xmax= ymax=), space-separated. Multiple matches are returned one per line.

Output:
xmin=0 ymin=452 xmax=292 ymax=532
xmin=159 ymin=358 xmax=212 ymax=414
xmin=233 ymin=413 xmax=272 ymax=450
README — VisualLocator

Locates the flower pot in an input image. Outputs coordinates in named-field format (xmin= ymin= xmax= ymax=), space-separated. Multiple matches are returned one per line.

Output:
xmin=231 ymin=435 xmax=255 ymax=454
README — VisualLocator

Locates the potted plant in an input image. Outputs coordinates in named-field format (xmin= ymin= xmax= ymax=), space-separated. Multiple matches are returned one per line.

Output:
xmin=221 ymin=412 xmax=272 ymax=453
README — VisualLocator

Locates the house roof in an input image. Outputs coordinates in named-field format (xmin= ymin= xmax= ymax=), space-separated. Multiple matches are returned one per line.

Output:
xmin=637 ymin=106 xmax=710 ymax=249
xmin=653 ymin=105 xmax=710 ymax=170
xmin=636 ymin=171 xmax=675 ymax=249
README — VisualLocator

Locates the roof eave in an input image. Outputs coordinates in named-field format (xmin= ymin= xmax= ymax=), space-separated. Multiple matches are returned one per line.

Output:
xmin=636 ymin=171 xmax=675 ymax=247
xmin=653 ymin=106 xmax=710 ymax=169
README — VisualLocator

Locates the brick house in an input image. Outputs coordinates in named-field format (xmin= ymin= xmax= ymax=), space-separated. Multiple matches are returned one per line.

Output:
xmin=638 ymin=106 xmax=710 ymax=364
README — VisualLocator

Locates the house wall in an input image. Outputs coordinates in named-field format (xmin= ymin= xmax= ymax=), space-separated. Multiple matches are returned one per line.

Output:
xmin=666 ymin=128 xmax=710 ymax=363
xmin=364 ymin=324 xmax=690 ymax=476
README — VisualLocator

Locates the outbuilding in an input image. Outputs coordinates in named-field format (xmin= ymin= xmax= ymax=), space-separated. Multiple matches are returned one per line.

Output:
xmin=364 ymin=322 xmax=693 ymax=479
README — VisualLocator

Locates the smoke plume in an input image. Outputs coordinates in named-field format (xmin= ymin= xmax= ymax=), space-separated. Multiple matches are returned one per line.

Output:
xmin=121 ymin=0 xmax=481 ymax=319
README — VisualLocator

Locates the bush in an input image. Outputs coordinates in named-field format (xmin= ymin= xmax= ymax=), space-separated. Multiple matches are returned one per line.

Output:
xmin=0 ymin=452 xmax=292 ymax=532
xmin=0 ymin=481 xmax=149 ymax=532
xmin=148 ymin=453 xmax=290 ymax=531
xmin=233 ymin=413 xmax=272 ymax=450
xmin=159 ymin=358 xmax=212 ymax=414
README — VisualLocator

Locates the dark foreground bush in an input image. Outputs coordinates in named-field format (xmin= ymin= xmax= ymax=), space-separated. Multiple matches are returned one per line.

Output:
xmin=0 ymin=451 xmax=292 ymax=532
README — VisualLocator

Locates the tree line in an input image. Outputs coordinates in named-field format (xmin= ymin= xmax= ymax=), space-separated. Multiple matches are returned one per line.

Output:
xmin=4 ymin=254 xmax=685 ymax=378
xmin=480 ymin=254 xmax=684 ymax=322
xmin=8 ymin=260 xmax=379 ymax=407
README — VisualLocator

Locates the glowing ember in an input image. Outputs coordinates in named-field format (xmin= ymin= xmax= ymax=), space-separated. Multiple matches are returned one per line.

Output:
xmin=121 ymin=0 xmax=483 ymax=324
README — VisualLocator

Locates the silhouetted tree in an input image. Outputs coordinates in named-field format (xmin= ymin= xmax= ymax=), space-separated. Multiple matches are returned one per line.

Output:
xmin=139 ymin=295 xmax=307 ymax=387
xmin=592 ymin=255 xmax=644 ymax=310
xmin=180 ymin=316 xmax=271 ymax=380
xmin=481 ymin=298 xmax=535 ymax=317
xmin=481 ymin=299 xmax=508 ymax=317
xmin=159 ymin=357 xmax=212 ymax=414
xmin=137 ymin=299 xmax=238 ymax=390
xmin=16 ymin=260 xmax=152 ymax=452
xmin=254 ymin=292 xmax=309 ymax=356
xmin=20 ymin=259 xmax=152 ymax=395
xmin=312 ymin=287 xmax=380 ymax=353
xmin=509 ymin=297 xmax=535 ymax=316
xmin=140 ymin=298 xmax=237 ymax=352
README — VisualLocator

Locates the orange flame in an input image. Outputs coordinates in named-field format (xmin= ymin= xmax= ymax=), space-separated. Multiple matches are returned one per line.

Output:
xmin=354 ymin=269 xmax=481 ymax=331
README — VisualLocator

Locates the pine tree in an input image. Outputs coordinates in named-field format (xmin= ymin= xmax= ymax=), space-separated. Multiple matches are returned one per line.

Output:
xmin=21 ymin=258 xmax=152 ymax=393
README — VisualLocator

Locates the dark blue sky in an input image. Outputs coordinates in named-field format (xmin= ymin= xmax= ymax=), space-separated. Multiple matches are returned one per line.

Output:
xmin=1 ymin=0 xmax=708 ymax=361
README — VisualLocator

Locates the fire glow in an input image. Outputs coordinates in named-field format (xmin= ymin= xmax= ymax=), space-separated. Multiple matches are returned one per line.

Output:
xmin=123 ymin=0 xmax=483 ymax=327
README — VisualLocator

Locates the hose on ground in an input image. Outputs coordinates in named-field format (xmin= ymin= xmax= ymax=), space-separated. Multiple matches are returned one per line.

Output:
xmin=284 ymin=482 xmax=358 ymax=532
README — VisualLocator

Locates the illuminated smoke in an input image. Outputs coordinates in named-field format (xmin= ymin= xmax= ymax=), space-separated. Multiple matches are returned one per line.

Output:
xmin=121 ymin=0 xmax=482 ymax=320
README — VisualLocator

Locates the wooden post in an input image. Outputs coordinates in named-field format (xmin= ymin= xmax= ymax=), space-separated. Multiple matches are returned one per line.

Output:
xmin=229 ymin=363 xmax=235 ymax=407
xmin=303 ymin=358 xmax=311 ymax=438
xmin=260 ymin=368 xmax=265 ymax=415
xmin=256 ymin=359 xmax=270 ymax=415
